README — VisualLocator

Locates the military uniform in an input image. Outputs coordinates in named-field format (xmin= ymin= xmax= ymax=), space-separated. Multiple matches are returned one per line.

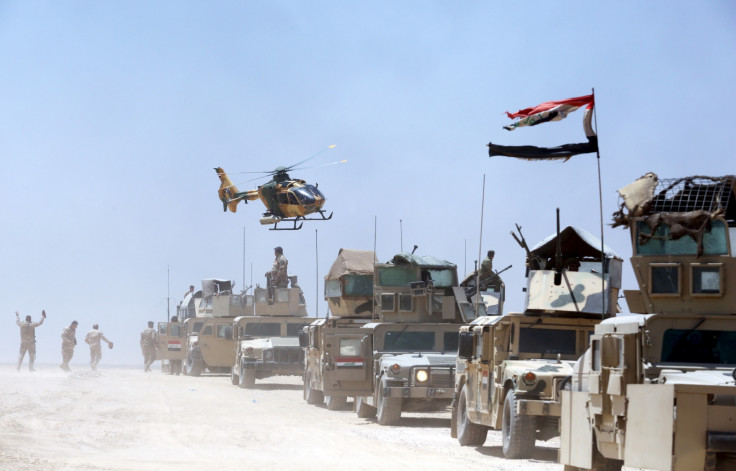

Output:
xmin=85 ymin=329 xmax=112 ymax=371
xmin=140 ymin=326 xmax=158 ymax=372
xmin=479 ymin=255 xmax=502 ymax=290
xmin=60 ymin=324 xmax=77 ymax=371
xmin=16 ymin=314 xmax=45 ymax=371
xmin=270 ymin=254 xmax=289 ymax=288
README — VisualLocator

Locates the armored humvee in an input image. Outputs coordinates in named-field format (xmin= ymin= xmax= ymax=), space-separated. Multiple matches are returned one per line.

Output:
xmin=452 ymin=225 xmax=622 ymax=458
xmin=559 ymin=174 xmax=736 ymax=471
xmin=344 ymin=254 xmax=486 ymax=425
xmin=183 ymin=279 xmax=253 ymax=376
xmin=231 ymin=278 xmax=314 ymax=388
xmin=301 ymin=249 xmax=376 ymax=410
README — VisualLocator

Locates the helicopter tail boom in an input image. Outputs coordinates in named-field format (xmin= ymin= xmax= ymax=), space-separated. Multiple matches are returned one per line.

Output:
xmin=215 ymin=167 xmax=259 ymax=213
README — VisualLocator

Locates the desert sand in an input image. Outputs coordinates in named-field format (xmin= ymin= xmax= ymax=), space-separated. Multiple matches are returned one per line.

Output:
xmin=0 ymin=364 xmax=581 ymax=471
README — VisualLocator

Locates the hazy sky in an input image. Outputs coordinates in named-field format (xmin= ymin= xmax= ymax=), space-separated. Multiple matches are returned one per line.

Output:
xmin=2 ymin=2 xmax=735 ymax=367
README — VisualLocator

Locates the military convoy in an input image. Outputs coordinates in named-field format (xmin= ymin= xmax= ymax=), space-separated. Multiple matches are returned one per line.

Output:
xmin=560 ymin=174 xmax=736 ymax=471
xmin=452 ymin=225 xmax=622 ymax=458
xmin=151 ymin=172 xmax=736 ymax=470
xmin=231 ymin=281 xmax=314 ymax=388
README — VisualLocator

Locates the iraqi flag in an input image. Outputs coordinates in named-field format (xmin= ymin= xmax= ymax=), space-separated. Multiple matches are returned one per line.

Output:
xmin=488 ymin=94 xmax=598 ymax=161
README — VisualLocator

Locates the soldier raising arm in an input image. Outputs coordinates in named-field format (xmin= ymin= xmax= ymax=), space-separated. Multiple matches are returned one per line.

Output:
xmin=15 ymin=310 xmax=46 ymax=371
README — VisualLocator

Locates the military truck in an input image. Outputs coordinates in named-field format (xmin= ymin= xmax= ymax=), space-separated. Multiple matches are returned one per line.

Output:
xmin=452 ymin=224 xmax=622 ymax=458
xmin=345 ymin=253 xmax=485 ymax=425
xmin=301 ymin=249 xmax=376 ymax=410
xmin=156 ymin=288 xmax=202 ymax=374
xmin=560 ymin=174 xmax=736 ymax=471
xmin=183 ymin=279 xmax=253 ymax=376
xmin=231 ymin=278 xmax=314 ymax=388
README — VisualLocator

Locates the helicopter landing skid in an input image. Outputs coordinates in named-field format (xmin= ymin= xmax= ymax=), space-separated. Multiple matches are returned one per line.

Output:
xmin=267 ymin=211 xmax=333 ymax=231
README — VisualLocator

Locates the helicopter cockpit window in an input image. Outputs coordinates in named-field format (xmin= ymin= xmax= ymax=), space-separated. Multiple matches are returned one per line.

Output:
xmin=279 ymin=193 xmax=289 ymax=204
xmin=288 ymin=193 xmax=298 ymax=205
xmin=306 ymin=184 xmax=325 ymax=199
xmin=293 ymin=187 xmax=316 ymax=205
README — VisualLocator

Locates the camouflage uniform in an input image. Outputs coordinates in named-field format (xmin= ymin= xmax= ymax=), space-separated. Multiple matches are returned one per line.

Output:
xmin=479 ymin=255 xmax=502 ymax=290
xmin=60 ymin=324 xmax=77 ymax=371
xmin=270 ymin=254 xmax=289 ymax=288
xmin=85 ymin=329 xmax=112 ymax=371
xmin=140 ymin=326 xmax=158 ymax=372
xmin=16 ymin=314 xmax=45 ymax=371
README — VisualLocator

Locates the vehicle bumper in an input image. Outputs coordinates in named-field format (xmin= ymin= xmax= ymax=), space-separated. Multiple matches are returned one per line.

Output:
xmin=517 ymin=398 xmax=561 ymax=417
xmin=242 ymin=361 xmax=303 ymax=375
xmin=385 ymin=386 xmax=452 ymax=400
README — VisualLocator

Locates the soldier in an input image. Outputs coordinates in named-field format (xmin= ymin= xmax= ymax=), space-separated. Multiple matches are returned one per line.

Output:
xmin=479 ymin=250 xmax=502 ymax=290
xmin=15 ymin=310 xmax=46 ymax=371
xmin=185 ymin=284 xmax=195 ymax=297
xmin=266 ymin=246 xmax=288 ymax=303
xmin=60 ymin=320 xmax=78 ymax=371
xmin=140 ymin=321 xmax=158 ymax=372
xmin=84 ymin=323 xmax=113 ymax=371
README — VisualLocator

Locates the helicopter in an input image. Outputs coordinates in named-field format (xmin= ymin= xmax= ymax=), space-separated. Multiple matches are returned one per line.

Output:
xmin=215 ymin=145 xmax=344 ymax=230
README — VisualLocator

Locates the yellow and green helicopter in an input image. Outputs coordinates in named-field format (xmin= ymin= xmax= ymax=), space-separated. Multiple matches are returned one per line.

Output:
xmin=215 ymin=145 xmax=344 ymax=230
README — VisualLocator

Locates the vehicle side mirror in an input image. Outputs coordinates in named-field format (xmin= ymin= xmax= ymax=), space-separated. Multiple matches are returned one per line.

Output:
xmin=458 ymin=332 xmax=474 ymax=360
xmin=298 ymin=330 xmax=309 ymax=348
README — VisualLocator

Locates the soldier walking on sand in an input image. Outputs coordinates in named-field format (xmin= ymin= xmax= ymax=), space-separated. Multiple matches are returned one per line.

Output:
xmin=85 ymin=324 xmax=113 ymax=371
xmin=140 ymin=321 xmax=158 ymax=372
xmin=15 ymin=310 xmax=46 ymax=371
xmin=60 ymin=320 xmax=78 ymax=371
xmin=266 ymin=246 xmax=288 ymax=303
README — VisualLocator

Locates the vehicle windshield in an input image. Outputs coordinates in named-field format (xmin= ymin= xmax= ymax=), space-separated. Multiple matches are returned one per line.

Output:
xmin=635 ymin=219 xmax=728 ymax=255
xmin=425 ymin=268 xmax=455 ymax=288
xmin=292 ymin=187 xmax=316 ymax=205
xmin=519 ymin=328 xmax=576 ymax=355
xmin=286 ymin=323 xmax=309 ymax=337
xmin=244 ymin=323 xmax=281 ymax=337
xmin=383 ymin=330 xmax=435 ymax=351
xmin=661 ymin=329 xmax=736 ymax=365
xmin=306 ymin=184 xmax=324 ymax=199
xmin=344 ymin=274 xmax=373 ymax=296
xmin=377 ymin=267 xmax=416 ymax=286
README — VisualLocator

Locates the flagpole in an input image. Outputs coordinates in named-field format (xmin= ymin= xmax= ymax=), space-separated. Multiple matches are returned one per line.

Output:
xmin=592 ymin=88 xmax=606 ymax=320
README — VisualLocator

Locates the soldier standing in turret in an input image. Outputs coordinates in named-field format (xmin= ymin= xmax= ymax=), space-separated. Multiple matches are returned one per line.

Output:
xmin=60 ymin=320 xmax=78 ymax=371
xmin=479 ymin=250 xmax=502 ymax=290
xmin=266 ymin=246 xmax=289 ymax=304
xmin=140 ymin=321 xmax=158 ymax=372
xmin=15 ymin=310 xmax=46 ymax=371
xmin=85 ymin=323 xmax=113 ymax=371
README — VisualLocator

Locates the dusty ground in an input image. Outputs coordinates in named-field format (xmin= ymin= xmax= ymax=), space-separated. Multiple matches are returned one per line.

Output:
xmin=0 ymin=364 xmax=577 ymax=471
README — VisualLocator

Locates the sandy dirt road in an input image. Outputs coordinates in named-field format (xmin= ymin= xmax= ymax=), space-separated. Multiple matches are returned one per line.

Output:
xmin=0 ymin=365 xmax=576 ymax=471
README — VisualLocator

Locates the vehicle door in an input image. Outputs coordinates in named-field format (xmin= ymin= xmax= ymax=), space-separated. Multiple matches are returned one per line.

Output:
xmin=322 ymin=327 xmax=374 ymax=396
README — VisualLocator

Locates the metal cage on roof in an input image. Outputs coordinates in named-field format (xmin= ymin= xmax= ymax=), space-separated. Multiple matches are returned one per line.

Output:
xmin=649 ymin=175 xmax=736 ymax=221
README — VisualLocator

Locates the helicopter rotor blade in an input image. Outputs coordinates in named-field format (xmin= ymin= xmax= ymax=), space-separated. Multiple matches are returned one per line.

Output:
xmin=288 ymin=159 xmax=347 ymax=172
xmin=282 ymin=144 xmax=337 ymax=173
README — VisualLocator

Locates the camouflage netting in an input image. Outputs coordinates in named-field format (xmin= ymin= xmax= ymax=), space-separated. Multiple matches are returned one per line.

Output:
xmin=389 ymin=253 xmax=455 ymax=268
xmin=612 ymin=174 xmax=736 ymax=256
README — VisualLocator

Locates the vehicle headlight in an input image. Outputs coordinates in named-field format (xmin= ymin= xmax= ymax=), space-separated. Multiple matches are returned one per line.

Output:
xmin=522 ymin=371 xmax=537 ymax=385
xmin=389 ymin=363 xmax=401 ymax=375
xmin=415 ymin=369 xmax=429 ymax=383
xmin=245 ymin=347 xmax=254 ymax=354
xmin=264 ymin=349 xmax=273 ymax=360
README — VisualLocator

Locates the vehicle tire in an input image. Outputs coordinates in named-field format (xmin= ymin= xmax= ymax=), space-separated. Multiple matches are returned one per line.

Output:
xmin=230 ymin=366 xmax=239 ymax=385
xmin=376 ymin=382 xmax=401 ymax=426
xmin=304 ymin=375 xmax=324 ymax=405
xmin=355 ymin=396 xmax=376 ymax=419
xmin=186 ymin=352 xmax=203 ymax=377
xmin=325 ymin=395 xmax=347 ymax=411
xmin=456 ymin=384 xmax=488 ymax=446
xmin=501 ymin=389 xmax=536 ymax=459
xmin=239 ymin=364 xmax=256 ymax=389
